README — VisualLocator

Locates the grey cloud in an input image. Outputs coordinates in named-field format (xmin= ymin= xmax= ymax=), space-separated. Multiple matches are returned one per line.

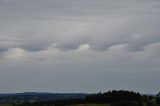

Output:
xmin=1 ymin=0 xmax=160 ymax=21
xmin=0 ymin=0 xmax=160 ymax=93
xmin=1 ymin=16 xmax=160 ymax=52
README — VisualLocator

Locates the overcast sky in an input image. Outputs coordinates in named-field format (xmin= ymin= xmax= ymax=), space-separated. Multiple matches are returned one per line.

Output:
xmin=0 ymin=0 xmax=160 ymax=94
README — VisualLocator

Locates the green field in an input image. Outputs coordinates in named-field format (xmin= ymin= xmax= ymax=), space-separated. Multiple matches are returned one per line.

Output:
xmin=69 ymin=104 xmax=111 ymax=106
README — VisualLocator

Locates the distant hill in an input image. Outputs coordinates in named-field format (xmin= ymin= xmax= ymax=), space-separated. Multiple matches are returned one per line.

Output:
xmin=142 ymin=94 xmax=156 ymax=97
xmin=0 ymin=92 xmax=88 ymax=103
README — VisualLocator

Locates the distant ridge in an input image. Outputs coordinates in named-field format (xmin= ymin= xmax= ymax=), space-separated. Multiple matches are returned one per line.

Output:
xmin=0 ymin=92 xmax=88 ymax=103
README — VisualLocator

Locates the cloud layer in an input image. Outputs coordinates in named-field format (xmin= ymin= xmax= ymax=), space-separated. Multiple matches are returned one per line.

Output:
xmin=0 ymin=0 xmax=160 ymax=93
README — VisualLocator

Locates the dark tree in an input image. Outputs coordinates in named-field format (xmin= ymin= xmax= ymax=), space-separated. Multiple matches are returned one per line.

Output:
xmin=85 ymin=90 xmax=141 ymax=104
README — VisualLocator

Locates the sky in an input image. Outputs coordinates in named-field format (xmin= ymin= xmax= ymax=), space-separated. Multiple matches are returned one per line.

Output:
xmin=0 ymin=0 xmax=160 ymax=94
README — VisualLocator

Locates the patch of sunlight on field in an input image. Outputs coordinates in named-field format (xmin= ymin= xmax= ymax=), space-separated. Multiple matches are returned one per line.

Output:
xmin=69 ymin=104 xmax=111 ymax=106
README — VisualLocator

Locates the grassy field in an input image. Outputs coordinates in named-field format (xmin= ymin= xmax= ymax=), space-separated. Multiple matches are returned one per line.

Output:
xmin=0 ymin=104 xmax=12 ymax=106
xmin=69 ymin=104 xmax=111 ymax=106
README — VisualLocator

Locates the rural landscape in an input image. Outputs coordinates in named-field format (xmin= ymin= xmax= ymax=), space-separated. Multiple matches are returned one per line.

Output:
xmin=0 ymin=90 xmax=160 ymax=106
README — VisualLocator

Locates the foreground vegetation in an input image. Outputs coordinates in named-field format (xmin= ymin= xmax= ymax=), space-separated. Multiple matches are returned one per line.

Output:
xmin=69 ymin=104 xmax=111 ymax=106
xmin=0 ymin=104 xmax=12 ymax=106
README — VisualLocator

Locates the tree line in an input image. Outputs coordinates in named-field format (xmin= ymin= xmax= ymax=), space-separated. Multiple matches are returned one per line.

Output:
xmin=13 ymin=90 xmax=160 ymax=106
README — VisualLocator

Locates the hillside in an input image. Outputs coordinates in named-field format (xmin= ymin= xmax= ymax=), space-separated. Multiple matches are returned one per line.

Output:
xmin=0 ymin=92 xmax=87 ymax=103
